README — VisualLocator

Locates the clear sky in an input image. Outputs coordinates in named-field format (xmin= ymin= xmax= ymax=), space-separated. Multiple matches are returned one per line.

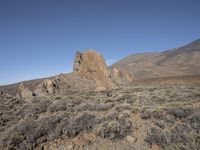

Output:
xmin=0 ymin=0 xmax=200 ymax=85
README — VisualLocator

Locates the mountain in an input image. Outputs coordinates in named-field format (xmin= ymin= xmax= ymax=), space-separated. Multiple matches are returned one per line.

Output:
xmin=112 ymin=39 xmax=200 ymax=79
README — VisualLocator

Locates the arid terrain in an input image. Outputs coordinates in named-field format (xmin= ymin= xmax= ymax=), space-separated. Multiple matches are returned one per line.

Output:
xmin=113 ymin=39 xmax=200 ymax=79
xmin=1 ymin=77 xmax=200 ymax=150
xmin=0 ymin=40 xmax=200 ymax=150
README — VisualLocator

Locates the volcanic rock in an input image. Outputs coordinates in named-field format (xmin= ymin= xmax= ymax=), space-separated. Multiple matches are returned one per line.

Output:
xmin=73 ymin=50 xmax=116 ymax=90
xmin=42 ymin=79 xmax=58 ymax=94
xmin=34 ymin=78 xmax=59 ymax=96
xmin=111 ymin=67 xmax=134 ymax=83
xmin=16 ymin=83 xmax=33 ymax=98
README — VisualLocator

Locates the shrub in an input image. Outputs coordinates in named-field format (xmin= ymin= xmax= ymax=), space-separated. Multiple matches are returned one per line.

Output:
xmin=167 ymin=107 xmax=193 ymax=119
xmin=31 ymin=99 xmax=52 ymax=114
xmin=75 ymin=102 xmax=113 ymax=112
xmin=170 ymin=123 xmax=194 ymax=143
xmin=186 ymin=113 xmax=200 ymax=132
xmin=92 ymin=103 xmax=113 ymax=111
xmin=99 ymin=111 xmax=119 ymax=122
xmin=164 ymin=133 xmax=200 ymax=150
xmin=47 ymin=100 xmax=66 ymax=112
xmin=55 ymin=96 xmax=62 ymax=100
xmin=95 ymin=112 xmax=132 ymax=139
xmin=19 ymin=100 xmax=51 ymax=118
xmin=154 ymin=121 xmax=165 ymax=129
xmin=114 ymin=104 xmax=132 ymax=112
xmin=140 ymin=108 xmax=154 ymax=119
xmin=66 ymin=112 xmax=97 ymax=137
xmin=145 ymin=126 xmax=170 ymax=147
xmin=161 ymin=114 xmax=175 ymax=124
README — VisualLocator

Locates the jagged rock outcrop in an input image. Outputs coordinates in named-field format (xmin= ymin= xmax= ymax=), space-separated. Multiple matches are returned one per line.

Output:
xmin=41 ymin=79 xmax=60 ymax=94
xmin=42 ymin=79 xmax=57 ymax=94
xmin=111 ymin=67 xmax=134 ymax=84
xmin=16 ymin=83 xmax=33 ymax=98
xmin=34 ymin=79 xmax=59 ymax=96
xmin=73 ymin=50 xmax=116 ymax=90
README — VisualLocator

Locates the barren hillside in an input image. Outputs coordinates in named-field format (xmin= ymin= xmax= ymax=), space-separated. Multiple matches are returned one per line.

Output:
xmin=112 ymin=39 xmax=200 ymax=79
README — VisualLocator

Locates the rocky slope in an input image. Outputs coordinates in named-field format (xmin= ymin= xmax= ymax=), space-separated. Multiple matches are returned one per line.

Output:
xmin=112 ymin=39 xmax=200 ymax=79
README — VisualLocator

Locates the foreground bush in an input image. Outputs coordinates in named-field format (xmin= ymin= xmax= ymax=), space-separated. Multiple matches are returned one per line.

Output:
xmin=145 ymin=126 xmax=170 ymax=147
xmin=95 ymin=112 xmax=132 ymax=139
xmin=0 ymin=110 xmax=133 ymax=149
xmin=165 ymin=133 xmax=200 ymax=150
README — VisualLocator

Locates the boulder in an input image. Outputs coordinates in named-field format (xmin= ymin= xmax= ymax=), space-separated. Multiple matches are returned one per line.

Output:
xmin=34 ymin=79 xmax=59 ymax=96
xmin=42 ymin=79 xmax=57 ymax=94
xmin=111 ymin=67 xmax=134 ymax=83
xmin=16 ymin=83 xmax=33 ymax=98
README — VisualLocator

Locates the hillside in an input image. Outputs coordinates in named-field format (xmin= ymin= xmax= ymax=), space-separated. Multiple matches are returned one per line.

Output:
xmin=112 ymin=39 xmax=200 ymax=79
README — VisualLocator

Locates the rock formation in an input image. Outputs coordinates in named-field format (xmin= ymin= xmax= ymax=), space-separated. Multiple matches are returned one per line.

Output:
xmin=111 ymin=67 xmax=134 ymax=84
xmin=42 ymin=79 xmax=57 ymax=94
xmin=16 ymin=83 xmax=33 ymax=98
xmin=73 ymin=50 xmax=116 ymax=90
xmin=33 ymin=78 xmax=59 ymax=96
xmin=2 ymin=50 xmax=135 ymax=98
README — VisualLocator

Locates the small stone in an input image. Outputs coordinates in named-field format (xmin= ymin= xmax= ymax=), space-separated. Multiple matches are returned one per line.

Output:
xmin=125 ymin=135 xmax=137 ymax=143
xmin=84 ymin=133 xmax=96 ymax=142
xmin=57 ymin=145 xmax=65 ymax=150
xmin=67 ymin=145 xmax=74 ymax=149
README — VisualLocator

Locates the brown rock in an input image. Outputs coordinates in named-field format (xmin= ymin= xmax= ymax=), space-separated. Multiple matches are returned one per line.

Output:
xmin=71 ymin=133 xmax=96 ymax=149
xmin=125 ymin=135 xmax=137 ymax=143
xmin=72 ymin=135 xmax=90 ymax=148
xmin=111 ymin=67 xmax=134 ymax=83
xmin=34 ymin=78 xmax=59 ymax=96
xmin=73 ymin=50 xmax=116 ymax=90
xmin=67 ymin=145 xmax=74 ymax=149
xmin=42 ymin=79 xmax=57 ymax=94
xmin=83 ymin=133 xmax=96 ymax=142
xmin=16 ymin=83 xmax=33 ymax=98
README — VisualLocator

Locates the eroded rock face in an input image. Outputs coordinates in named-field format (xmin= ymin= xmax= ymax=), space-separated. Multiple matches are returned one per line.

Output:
xmin=34 ymin=79 xmax=59 ymax=96
xmin=42 ymin=79 xmax=58 ymax=94
xmin=16 ymin=83 xmax=33 ymax=98
xmin=73 ymin=50 xmax=115 ymax=90
xmin=111 ymin=67 xmax=134 ymax=83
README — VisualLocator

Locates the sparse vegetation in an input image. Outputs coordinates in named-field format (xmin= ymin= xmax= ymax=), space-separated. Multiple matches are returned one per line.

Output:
xmin=0 ymin=85 xmax=200 ymax=149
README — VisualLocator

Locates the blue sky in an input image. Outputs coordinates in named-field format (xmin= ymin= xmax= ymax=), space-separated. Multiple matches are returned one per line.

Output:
xmin=0 ymin=0 xmax=200 ymax=85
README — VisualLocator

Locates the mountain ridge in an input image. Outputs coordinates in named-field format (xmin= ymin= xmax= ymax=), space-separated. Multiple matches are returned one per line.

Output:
xmin=112 ymin=39 xmax=200 ymax=79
